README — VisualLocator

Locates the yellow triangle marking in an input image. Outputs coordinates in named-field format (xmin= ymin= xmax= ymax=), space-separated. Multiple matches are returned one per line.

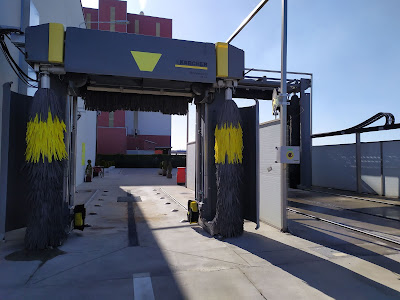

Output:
xmin=131 ymin=51 xmax=162 ymax=72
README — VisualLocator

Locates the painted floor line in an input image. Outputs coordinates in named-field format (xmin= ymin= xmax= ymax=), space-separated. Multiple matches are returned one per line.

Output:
xmin=133 ymin=272 xmax=155 ymax=300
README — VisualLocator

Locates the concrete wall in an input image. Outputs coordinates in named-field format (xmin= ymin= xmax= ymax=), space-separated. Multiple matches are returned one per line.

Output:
xmin=259 ymin=120 xmax=283 ymax=229
xmin=313 ymin=141 xmax=400 ymax=198
xmin=186 ymin=142 xmax=195 ymax=191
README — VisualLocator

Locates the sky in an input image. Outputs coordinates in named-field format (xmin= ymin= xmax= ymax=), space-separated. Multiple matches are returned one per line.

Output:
xmin=82 ymin=0 xmax=400 ymax=149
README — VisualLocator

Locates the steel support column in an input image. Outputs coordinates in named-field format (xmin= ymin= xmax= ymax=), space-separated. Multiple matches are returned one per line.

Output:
xmin=300 ymin=79 xmax=312 ymax=188
xmin=70 ymin=96 xmax=78 ymax=206
xmin=195 ymin=103 xmax=203 ymax=204
xmin=280 ymin=0 xmax=288 ymax=232
xmin=356 ymin=132 xmax=362 ymax=193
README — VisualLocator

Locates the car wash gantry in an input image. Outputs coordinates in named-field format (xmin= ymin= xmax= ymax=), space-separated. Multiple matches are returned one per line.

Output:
xmin=22 ymin=16 xmax=311 ymax=247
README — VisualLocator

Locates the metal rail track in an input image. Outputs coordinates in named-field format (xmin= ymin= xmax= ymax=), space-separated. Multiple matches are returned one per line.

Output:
xmin=287 ymin=207 xmax=400 ymax=246
xmin=300 ymin=189 xmax=400 ymax=207
xmin=288 ymin=198 xmax=400 ymax=223
xmin=160 ymin=187 xmax=400 ymax=246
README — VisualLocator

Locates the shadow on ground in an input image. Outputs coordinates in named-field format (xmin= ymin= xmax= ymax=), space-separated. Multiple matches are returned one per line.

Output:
xmin=223 ymin=228 xmax=400 ymax=300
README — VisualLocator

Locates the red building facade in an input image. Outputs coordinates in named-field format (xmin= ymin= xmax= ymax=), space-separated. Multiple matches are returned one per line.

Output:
xmin=83 ymin=0 xmax=172 ymax=155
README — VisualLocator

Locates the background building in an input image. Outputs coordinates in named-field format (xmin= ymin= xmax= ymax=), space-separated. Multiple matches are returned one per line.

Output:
xmin=83 ymin=0 xmax=173 ymax=155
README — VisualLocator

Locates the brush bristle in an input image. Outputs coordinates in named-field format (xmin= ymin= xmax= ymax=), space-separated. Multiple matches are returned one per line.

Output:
xmin=24 ymin=88 xmax=69 ymax=250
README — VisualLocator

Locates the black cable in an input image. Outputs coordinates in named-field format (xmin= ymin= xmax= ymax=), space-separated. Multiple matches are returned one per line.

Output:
xmin=0 ymin=39 xmax=38 ymax=82
xmin=0 ymin=37 xmax=38 ymax=82
xmin=244 ymin=68 xmax=254 ymax=75
xmin=0 ymin=48 xmax=38 ymax=88
xmin=0 ymin=43 xmax=38 ymax=88
xmin=4 ymin=33 xmax=26 ymax=56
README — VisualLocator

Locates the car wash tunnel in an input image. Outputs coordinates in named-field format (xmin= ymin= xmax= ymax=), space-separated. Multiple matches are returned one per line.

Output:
xmin=2 ymin=21 xmax=400 ymax=253
xmin=0 ymin=21 xmax=311 ymax=249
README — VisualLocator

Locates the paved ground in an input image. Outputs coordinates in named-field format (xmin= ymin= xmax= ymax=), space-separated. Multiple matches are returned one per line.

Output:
xmin=1 ymin=168 xmax=400 ymax=299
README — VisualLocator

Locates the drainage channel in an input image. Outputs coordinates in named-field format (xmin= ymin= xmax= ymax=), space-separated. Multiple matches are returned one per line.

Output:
xmin=159 ymin=188 xmax=187 ymax=211
xmin=287 ymin=207 xmax=400 ymax=247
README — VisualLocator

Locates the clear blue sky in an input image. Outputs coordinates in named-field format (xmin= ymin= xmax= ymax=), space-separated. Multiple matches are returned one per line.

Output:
xmin=82 ymin=0 xmax=400 ymax=149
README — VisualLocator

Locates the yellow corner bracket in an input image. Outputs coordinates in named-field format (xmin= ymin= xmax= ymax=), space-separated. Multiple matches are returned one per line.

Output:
xmin=48 ymin=23 xmax=65 ymax=64
xmin=216 ymin=42 xmax=228 ymax=78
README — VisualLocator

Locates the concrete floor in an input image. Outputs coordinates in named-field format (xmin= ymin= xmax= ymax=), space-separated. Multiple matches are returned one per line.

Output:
xmin=1 ymin=168 xmax=400 ymax=299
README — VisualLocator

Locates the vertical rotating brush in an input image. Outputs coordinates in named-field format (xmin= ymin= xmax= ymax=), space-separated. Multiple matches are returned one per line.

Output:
xmin=24 ymin=88 xmax=69 ymax=250
xmin=210 ymin=99 xmax=244 ymax=238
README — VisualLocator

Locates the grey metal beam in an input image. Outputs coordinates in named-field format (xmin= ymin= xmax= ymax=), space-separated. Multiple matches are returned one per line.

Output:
xmin=245 ymin=68 xmax=313 ymax=77
xmin=226 ymin=0 xmax=271 ymax=44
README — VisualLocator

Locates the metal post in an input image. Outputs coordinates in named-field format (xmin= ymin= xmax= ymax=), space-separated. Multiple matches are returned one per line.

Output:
xmin=70 ymin=96 xmax=78 ymax=206
xmin=64 ymin=95 xmax=71 ymax=205
xmin=195 ymin=104 xmax=202 ymax=203
xmin=186 ymin=106 xmax=189 ymax=145
xmin=186 ymin=105 xmax=190 ymax=187
xmin=380 ymin=141 xmax=385 ymax=196
xmin=280 ymin=0 xmax=288 ymax=232
xmin=255 ymin=99 xmax=260 ymax=229
xmin=203 ymin=101 xmax=211 ymax=219
xmin=356 ymin=132 xmax=362 ymax=193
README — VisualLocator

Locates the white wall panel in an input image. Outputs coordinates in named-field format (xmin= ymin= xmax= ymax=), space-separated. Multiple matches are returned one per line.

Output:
xmin=186 ymin=142 xmax=196 ymax=191
xmin=259 ymin=120 xmax=283 ymax=229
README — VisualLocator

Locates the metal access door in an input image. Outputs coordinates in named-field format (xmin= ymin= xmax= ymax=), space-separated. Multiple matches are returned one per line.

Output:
xmin=239 ymin=105 xmax=258 ymax=224
xmin=0 ymin=83 xmax=31 ymax=234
